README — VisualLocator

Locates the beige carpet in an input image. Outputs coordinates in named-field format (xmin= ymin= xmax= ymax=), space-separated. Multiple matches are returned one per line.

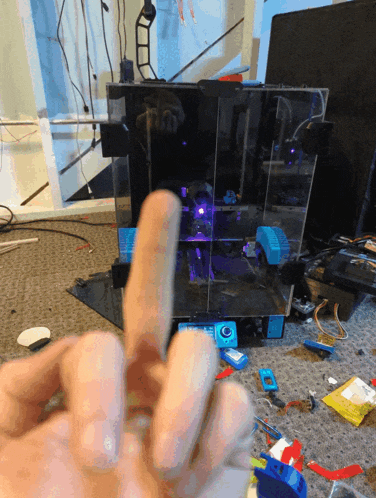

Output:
xmin=1 ymin=209 xmax=376 ymax=498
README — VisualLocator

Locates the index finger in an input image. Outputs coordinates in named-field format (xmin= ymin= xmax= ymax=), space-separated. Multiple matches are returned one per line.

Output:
xmin=123 ymin=190 xmax=181 ymax=363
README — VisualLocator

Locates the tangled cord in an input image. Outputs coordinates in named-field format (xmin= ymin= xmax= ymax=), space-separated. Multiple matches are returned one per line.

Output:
xmin=0 ymin=205 xmax=117 ymax=254
xmin=314 ymin=299 xmax=349 ymax=340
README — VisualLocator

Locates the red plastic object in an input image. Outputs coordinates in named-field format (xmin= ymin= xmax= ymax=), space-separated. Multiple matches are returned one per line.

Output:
xmin=219 ymin=74 xmax=243 ymax=82
xmin=75 ymin=243 xmax=90 ymax=251
xmin=265 ymin=419 xmax=272 ymax=445
xmin=285 ymin=400 xmax=303 ymax=414
xmin=281 ymin=439 xmax=303 ymax=466
xmin=307 ymin=461 xmax=364 ymax=480
xmin=294 ymin=455 xmax=305 ymax=472
xmin=215 ymin=367 xmax=234 ymax=380
xmin=371 ymin=379 xmax=376 ymax=386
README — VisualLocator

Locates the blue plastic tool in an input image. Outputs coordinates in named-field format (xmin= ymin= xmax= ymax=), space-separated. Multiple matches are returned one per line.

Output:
xmin=254 ymin=417 xmax=282 ymax=440
xmin=220 ymin=348 xmax=248 ymax=370
xmin=259 ymin=369 xmax=278 ymax=392
xmin=304 ymin=340 xmax=335 ymax=355
xmin=254 ymin=453 xmax=307 ymax=498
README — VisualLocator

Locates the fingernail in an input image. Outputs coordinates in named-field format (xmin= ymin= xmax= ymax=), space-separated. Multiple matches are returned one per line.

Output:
xmin=80 ymin=420 xmax=119 ymax=471
xmin=225 ymin=450 xmax=252 ymax=470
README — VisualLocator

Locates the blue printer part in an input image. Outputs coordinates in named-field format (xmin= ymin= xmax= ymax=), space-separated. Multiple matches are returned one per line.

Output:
xmin=255 ymin=453 xmax=307 ymax=498
xmin=242 ymin=80 xmax=263 ymax=87
xmin=178 ymin=321 xmax=238 ymax=349
xmin=118 ymin=228 xmax=138 ymax=263
xmin=256 ymin=227 xmax=290 ymax=265
xmin=259 ymin=369 xmax=278 ymax=392
xmin=220 ymin=348 xmax=248 ymax=370
xmin=303 ymin=340 xmax=335 ymax=355
xmin=262 ymin=315 xmax=285 ymax=338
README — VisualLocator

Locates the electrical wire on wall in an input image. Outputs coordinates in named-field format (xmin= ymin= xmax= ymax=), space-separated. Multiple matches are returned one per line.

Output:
xmin=1 ymin=0 xmax=121 ymax=202
xmin=80 ymin=0 xmax=99 ymax=197
xmin=116 ymin=0 xmax=123 ymax=62
xmin=57 ymin=0 xmax=89 ymax=114
xmin=57 ymin=0 xmax=92 ymax=195
xmin=123 ymin=0 xmax=127 ymax=58
xmin=0 ymin=118 xmax=38 ymax=174
xmin=100 ymin=0 xmax=114 ymax=83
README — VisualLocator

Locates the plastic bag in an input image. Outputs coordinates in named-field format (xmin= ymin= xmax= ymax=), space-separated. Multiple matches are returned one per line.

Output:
xmin=328 ymin=481 xmax=369 ymax=498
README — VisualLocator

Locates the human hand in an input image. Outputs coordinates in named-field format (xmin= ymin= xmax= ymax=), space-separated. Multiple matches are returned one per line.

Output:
xmin=0 ymin=190 xmax=255 ymax=497
xmin=136 ymin=90 xmax=185 ymax=134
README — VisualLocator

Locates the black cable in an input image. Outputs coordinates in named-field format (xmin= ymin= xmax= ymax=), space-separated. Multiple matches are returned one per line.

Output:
xmin=79 ymin=0 xmax=97 ymax=194
xmin=123 ymin=0 xmax=127 ymax=58
xmin=57 ymin=0 xmax=89 ymax=113
xmin=100 ymin=1 xmax=114 ymax=82
xmin=1 ymin=218 xmax=116 ymax=229
xmin=117 ymin=0 xmax=123 ymax=62
xmin=81 ymin=0 xmax=95 ymax=122
xmin=0 ymin=205 xmax=118 ymax=253
xmin=168 ymin=17 xmax=245 ymax=83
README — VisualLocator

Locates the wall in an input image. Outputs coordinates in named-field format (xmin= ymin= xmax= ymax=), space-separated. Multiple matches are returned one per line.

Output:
xmin=0 ymin=0 xmax=345 ymax=219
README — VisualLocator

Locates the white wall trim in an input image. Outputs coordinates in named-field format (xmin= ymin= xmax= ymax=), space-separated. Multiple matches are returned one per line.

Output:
xmin=8 ymin=198 xmax=117 ymax=221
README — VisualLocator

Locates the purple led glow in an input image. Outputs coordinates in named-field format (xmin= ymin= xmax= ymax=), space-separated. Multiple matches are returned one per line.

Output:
xmin=290 ymin=149 xmax=295 ymax=154
xmin=199 ymin=208 xmax=204 ymax=215
xmin=181 ymin=187 xmax=187 ymax=197
xmin=185 ymin=235 xmax=212 ymax=241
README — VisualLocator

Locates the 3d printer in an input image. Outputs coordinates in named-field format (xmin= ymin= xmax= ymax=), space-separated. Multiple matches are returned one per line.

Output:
xmin=101 ymin=80 xmax=329 ymax=340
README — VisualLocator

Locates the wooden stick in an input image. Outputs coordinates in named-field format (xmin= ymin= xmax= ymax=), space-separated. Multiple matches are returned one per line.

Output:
xmin=0 ymin=238 xmax=38 ymax=248
xmin=0 ymin=245 xmax=20 ymax=255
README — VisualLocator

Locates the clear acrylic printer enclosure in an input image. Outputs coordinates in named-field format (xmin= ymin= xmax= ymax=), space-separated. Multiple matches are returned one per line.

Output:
xmin=108 ymin=82 xmax=328 ymax=319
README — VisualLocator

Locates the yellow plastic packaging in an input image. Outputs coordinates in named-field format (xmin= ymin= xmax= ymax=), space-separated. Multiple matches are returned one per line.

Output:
xmin=322 ymin=376 xmax=376 ymax=426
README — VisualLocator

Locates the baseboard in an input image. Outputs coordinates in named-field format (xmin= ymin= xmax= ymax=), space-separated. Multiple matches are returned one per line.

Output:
xmin=6 ymin=198 xmax=119 ymax=222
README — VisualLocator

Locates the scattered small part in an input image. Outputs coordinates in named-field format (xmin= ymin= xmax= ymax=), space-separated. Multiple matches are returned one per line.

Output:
xmin=304 ymin=339 xmax=335 ymax=356
xmin=11 ymin=310 xmax=16 ymax=314
xmin=17 ymin=327 xmax=51 ymax=352
xmin=281 ymin=439 xmax=303 ymax=467
xmin=284 ymin=400 xmax=304 ymax=415
xmin=259 ymin=368 xmax=278 ymax=392
xmin=264 ymin=418 xmax=272 ymax=445
xmin=371 ymin=379 xmax=376 ymax=387
xmin=269 ymin=391 xmax=286 ymax=408
xmin=322 ymin=376 xmax=376 ymax=426
xmin=257 ymin=398 xmax=273 ymax=408
xmin=357 ymin=349 xmax=365 ymax=355
xmin=255 ymin=417 xmax=283 ymax=440
xmin=215 ymin=367 xmax=234 ymax=380
xmin=307 ymin=460 xmax=364 ymax=480
xmin=328 ymin=377 xmax=338 ymax=384
xmin=76 ymin=243 xmax=90 ymax=251
xmin=269 ymin=438 xmax=292 ymax=462
xmin=308 ymin=391 xmax=317 ymax=411
xmin=220 ymin=348 xmax=248 ymax=370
